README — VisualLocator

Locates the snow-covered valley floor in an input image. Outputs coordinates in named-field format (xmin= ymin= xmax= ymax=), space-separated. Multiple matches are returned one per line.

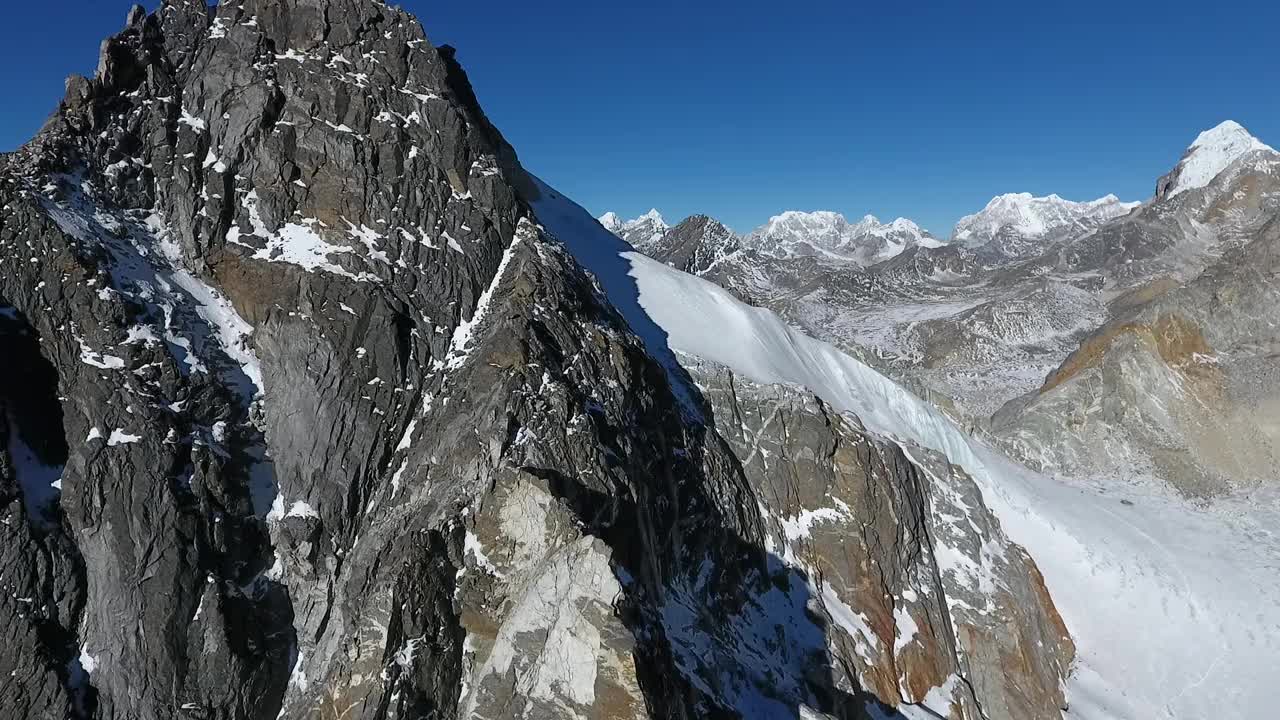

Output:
xmin=530 ymin=176 xmax=1280 ymax=720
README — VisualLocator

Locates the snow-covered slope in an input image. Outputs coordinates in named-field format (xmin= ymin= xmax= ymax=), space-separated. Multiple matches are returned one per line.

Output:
xmin=1160 ymin=120 xmax=1275 ymax=198
xmin=745 ymin=210 xmax=940 ymax=265
xmin=531 ymin=176 xmax=1280 ymax=720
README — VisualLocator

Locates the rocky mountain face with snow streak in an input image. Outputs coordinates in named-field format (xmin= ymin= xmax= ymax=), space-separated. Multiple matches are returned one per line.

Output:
xmin=0 ymin=3 xmax=1077 ymax=720
xmin=683 ymin=357 xmax=1074 ymax=719
xmin=640 ymin=214 xmax=741 ymax=274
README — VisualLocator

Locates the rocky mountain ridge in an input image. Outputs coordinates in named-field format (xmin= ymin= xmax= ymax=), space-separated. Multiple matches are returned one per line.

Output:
xmin=641 ymin=213 xmax=741 ymax=274
xmin=0 ymin=2 xmax=1086 ymax=720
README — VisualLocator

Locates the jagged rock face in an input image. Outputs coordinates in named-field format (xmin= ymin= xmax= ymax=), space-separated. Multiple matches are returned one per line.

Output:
xmin=0 ymin=1 xmax=544 ymax=716
xmin=641 ymin=214 xmax=740 ymax=274
xmin=0 ymin=2 xmax=1075 ymax=720
xmin=685 ymin=360 xmax=1073 ymax=720
xmin=0 ymin=318 xmax=86 ymax=720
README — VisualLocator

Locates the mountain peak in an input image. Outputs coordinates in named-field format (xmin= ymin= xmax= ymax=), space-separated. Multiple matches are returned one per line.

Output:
xmin=598 ymin=211 xmax=623 ymax=231
xmin=641 ymin=213 xmax=742 ymax=274
xmin=747 ymin=209 xmax=936 ymax=265
xmin=953 ymin=192 xmax=1138 ymax=250
xmin=1191 ymin=120 xmax=1255 ymax=147
xmin=1160 ymin=120 xmax=1274 ymax=198
xmin=599 ymin=209 xmax=667 ymax=227
xmin=769 ymin=209 xmax=843 ymax=225
xmin=597 ymin=209 xmax=669 ymax=248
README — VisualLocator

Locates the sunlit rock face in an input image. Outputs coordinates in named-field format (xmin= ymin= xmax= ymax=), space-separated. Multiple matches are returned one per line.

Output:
xmin=27 ymin=2 xmax=1266 ymax=720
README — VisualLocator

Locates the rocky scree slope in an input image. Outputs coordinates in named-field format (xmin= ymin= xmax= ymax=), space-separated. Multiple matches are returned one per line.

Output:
xmin=0 ymin=2 xmax=1073 ymax=720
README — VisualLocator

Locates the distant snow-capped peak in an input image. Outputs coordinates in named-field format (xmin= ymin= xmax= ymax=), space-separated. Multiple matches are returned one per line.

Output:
xmin=1160 ymin=120 xmax=1275 ymax=198
xmin=598 ymin=211 xmax=624 ymax=232
xmin=597 ymin=208 xmax=669 ymax=248
xmin=746 ymin=210 xmax=939 ymax=264
xmin=850 ymin=213 xmax=922 ymax=236
xmin=598 ymin=208 xmax=666 ymax=229
xmin=952 ymin=192 xmax=1138 ymax=246
xmin=634 ymin=208 xmax=665 ymax=225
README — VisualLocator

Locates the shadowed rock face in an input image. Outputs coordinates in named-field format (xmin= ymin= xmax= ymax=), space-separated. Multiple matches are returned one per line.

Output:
xmin=0 ymin=2 xmax=1072 ymax=719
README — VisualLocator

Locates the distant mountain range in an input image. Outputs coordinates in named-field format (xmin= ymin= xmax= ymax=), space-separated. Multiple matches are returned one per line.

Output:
xmin=600 ymin=191 xmax=1140 ymax=268
xmin=951 ymin=192 xmax=1138 ymax=261
xmin=601 ymin=119 xmax=1280 ymax=497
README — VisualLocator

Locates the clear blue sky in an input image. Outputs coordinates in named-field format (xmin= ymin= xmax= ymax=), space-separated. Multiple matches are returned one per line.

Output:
xmin=3 ymin=2 xmax=1278 ymax=234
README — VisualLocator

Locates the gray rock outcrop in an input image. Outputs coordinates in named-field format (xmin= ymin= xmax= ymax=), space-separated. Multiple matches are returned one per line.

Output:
xmin=0 ymin=2 xmax=1076 ymax=719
